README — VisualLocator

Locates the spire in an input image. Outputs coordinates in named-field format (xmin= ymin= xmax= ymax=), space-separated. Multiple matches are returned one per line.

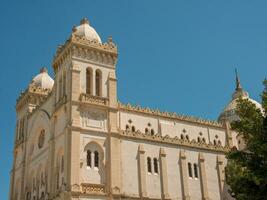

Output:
xmin=235 ymin=68 xmax=242 ymax=91
xmin=232 ymin=69 xmax=249 ymax=100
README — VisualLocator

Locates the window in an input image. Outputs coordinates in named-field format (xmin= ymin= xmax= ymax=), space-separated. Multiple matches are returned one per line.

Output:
xmin=197 ymin=137 xmax=201 ymax=143
xmin=202 ymin=138 xmax=206 ymax=143
xmin=186 ymin=135 xmax=189 ymax=141
xmin=214 ymin=140 xmax=217 ymax=145
xmin=61 ymin=156 xmax=64 ymax=173
xmin=86 ymin=68 xmax=92 ymax=94
xmin=38 ymin=130 xmax=45 ymax=149
xmin=63 ymin=71 xmax=66 ymax=95
xmin=218 ymin=140 xmax=222 ymax=146
xmin=95 ymin=70 xmax=102 ymax=96
xmin=181 ymin=134 xmax=184 ymax=140
xmin=147 ymin=157 xmax=152 ymax=173
xmin=153 ymin=158 xmax=158 ymax=174
xmin=188 ymin=163 xmax=192 ymax=178
xmin=194 ymin=163 xmax=198 ymax=178
xmin=126 ymin=125 xmax=129 ymax=130
xmin=94 ymin=151 xmax=99 ymax=168
xmin=145 ymin=128 xmax=149 ymax=134
xmin=132 ymin=126 xmax=135 ymax=132
xmin=87 ymin=150 xmax=91 ymax=167
xmin=151 ymin=129 xmax=155 ymax=135
xmin=59 ymin=77 xmax=62 ymax=99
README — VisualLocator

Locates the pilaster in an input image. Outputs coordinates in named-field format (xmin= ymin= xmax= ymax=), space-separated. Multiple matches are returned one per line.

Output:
xmin=224 ymin=121 xmax=233 ymax=148
xmin=159 ymin=148 xmax=170 ymax=199
xmin=199 ymin=153 xmax=209 ymax=200
xmin=138 ymin=144 xmax=147 ymax=198
xmin=217 ymin=155 xmax=225 ymax=198
xmin=179 ymin=150 xmax=190 ymax=200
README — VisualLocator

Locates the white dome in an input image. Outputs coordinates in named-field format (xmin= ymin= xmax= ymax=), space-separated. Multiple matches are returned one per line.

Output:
xmin=73 ymin=18 xmax=102 ymax=43
xmin=31 ymin=67 xmax=54 ymax=90
xmin=218 ymin=73 xmax=262 ymax=122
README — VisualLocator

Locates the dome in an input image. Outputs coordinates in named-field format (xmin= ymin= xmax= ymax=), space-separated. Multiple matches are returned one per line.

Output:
xmin=31 ymin=67 xmax=54 ymax=90
xmin=218 ymin=72 xmax=262 ymax=123
xmin=72 ymin=18 xmax=102 ymax=43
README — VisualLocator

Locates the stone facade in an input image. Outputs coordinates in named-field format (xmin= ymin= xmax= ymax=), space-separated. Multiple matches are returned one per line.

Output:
xmin=10 ymin=18 xmax=256 ymax=200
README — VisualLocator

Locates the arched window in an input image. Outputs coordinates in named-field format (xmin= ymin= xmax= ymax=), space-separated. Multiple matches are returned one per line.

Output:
xmin=186 ymin=135 xmax=189 ymax=141
xmin=86 ymin=68 xmax=92 ymax=95
xmin=214 ymin=140 xmax=217 ymax=145
xmin=197 ymin=137 xmax=201 ymax=143
xmin=126 ymin=125 xmax=129 ymax=130
xmin=132 ymin=126 xmax=135 ymax=132
xmin=218 ymin=140 xmax=222 ymax=146
xmin=145 ymin=128 xmax=149 ymax=134
xmin=94 ymin=151 xmax=99 ymax=168
xmin=87 ymin=150 xmax=91 ymax=167
xmin=147 ymin=157 xmax=152 ymax=173
xmin=61 ymin=156 xmax=64 ymax=173
xmin=63 ymin=71 xmax=66 ymax=95
xmin=202 ymin=138 xmax=206 ymax=143
xmin=181 ymin=134 xmax=184 ymax=140
xmin=59 ymin=77 xmax=62 ymax=99
xmin=153 ymin=158 xmax=158 ymax=174
xmin=95 ymin=70 xmax=102 ymax=96
xmin=194 ymin=163 xmax=198 ymax=178
xmin=151 ymin=129 xmax=155 ymax=135
xmin=188 ymin=163 xmax=192 ymax=178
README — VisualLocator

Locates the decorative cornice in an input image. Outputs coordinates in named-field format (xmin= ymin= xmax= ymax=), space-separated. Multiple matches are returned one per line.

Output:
xmin=53 ymin=34 xmax=118 ymax=72
xmin=118 ymin=102 xmax=223 ymax=128
xmin=119 ymin=129 xmax=229 ymax=153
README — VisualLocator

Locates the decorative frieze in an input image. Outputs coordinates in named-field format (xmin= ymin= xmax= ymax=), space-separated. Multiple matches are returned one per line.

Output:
xmin=118 ymin=102 xmax=223 ymax=128
xmin=81 ymin=109 xmax=106 ymax=130
xmin=120 ymin=129 xmax=230 ymax=153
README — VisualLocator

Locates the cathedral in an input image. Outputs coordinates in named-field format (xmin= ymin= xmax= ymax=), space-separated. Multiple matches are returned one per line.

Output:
xmin=9 ymin=18 xmax=262 ymax=200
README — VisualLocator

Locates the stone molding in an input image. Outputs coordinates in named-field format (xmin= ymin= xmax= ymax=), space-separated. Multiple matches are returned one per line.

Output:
xmin=120 ymin=129 xmax=230 ymax=153
xmin=118 ymin=102 xmax=223 ymax=129
xmin=53 ymin=34 xmax=118 ymax=72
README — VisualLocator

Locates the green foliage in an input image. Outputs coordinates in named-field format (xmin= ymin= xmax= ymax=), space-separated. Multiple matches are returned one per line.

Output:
xmin=226 ymin=80 xmax=267 ymax=200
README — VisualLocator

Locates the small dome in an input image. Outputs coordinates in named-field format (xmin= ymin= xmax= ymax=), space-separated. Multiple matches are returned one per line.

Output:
xmin=218 ymin=72 xmax=262 ymax=122
xmin=31 ymin=67 xmax=54 ymax=89
xmin=72 ymin=18 xmax=102 ymax=43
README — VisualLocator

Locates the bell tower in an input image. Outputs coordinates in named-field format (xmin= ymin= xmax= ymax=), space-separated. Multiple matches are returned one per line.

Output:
xmin=52 ymin=18 xmax=120 ymax=197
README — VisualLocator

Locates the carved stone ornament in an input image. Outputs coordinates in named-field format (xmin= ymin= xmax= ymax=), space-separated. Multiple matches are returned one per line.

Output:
xmin=38 ymin=130 xmax=45 ymax=149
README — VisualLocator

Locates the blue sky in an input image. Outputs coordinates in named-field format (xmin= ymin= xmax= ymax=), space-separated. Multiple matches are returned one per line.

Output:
xmin=1 ymin=0 xmax=266 ymax=198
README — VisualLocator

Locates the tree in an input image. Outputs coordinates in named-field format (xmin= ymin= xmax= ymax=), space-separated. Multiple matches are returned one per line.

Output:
xmin=226 ymin=80 xmax=267 ymax=200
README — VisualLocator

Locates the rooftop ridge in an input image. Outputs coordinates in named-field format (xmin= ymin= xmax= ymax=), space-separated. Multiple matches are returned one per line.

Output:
xmin=118 ymin=101 xmax=223 ymax=128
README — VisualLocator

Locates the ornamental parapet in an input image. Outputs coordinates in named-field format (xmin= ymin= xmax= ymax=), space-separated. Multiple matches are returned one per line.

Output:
xmin=79 ymin=93 xmax=109 ymax=107
xmin=53 ymin=34 xmax=118 ymax=72
xmin=81 ymin=183 xmax=105 ymax=195
xmin=119 ymin=129 xmax=230 ymax=153
xmin=118 ymin=102 xmax=223 ymax=128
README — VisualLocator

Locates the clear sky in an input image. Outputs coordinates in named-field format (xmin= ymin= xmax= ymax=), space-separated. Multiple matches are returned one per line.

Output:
xmin=1 ymin=0 xmax=266 ymax=198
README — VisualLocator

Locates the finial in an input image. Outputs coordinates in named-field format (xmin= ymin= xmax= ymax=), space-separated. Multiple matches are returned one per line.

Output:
xmin=40 ymin=67 xmax=48 ymax=73
xmin=108 ymin=36 xmax=113 ymax=43
xmin=72 ymin=26 xmax=77 ymax=32
xmin=80 ymin=18 xmax=90 ymax=25
xmin=235 ymin=68 xmax=242 ymax=90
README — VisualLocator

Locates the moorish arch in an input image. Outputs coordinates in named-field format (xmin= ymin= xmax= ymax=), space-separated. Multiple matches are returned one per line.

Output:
xmin=82 ymin=141 xmax=106 ymax=185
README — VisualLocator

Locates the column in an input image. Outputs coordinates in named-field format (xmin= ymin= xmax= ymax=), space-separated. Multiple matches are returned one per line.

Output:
xmin=179 ymin=150 xmax=190 ymax=200
xmin=138 ymin=144 xmax=147 ymax=198
xmin=159 ymin=148 xmax=170 ymax=199
xmin=199 ymin=153 xmax=209 ymax=200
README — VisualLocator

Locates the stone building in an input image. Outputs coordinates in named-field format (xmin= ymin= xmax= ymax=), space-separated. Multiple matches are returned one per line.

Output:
xmin=9 ymin=18 xmax=262 ymax=200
